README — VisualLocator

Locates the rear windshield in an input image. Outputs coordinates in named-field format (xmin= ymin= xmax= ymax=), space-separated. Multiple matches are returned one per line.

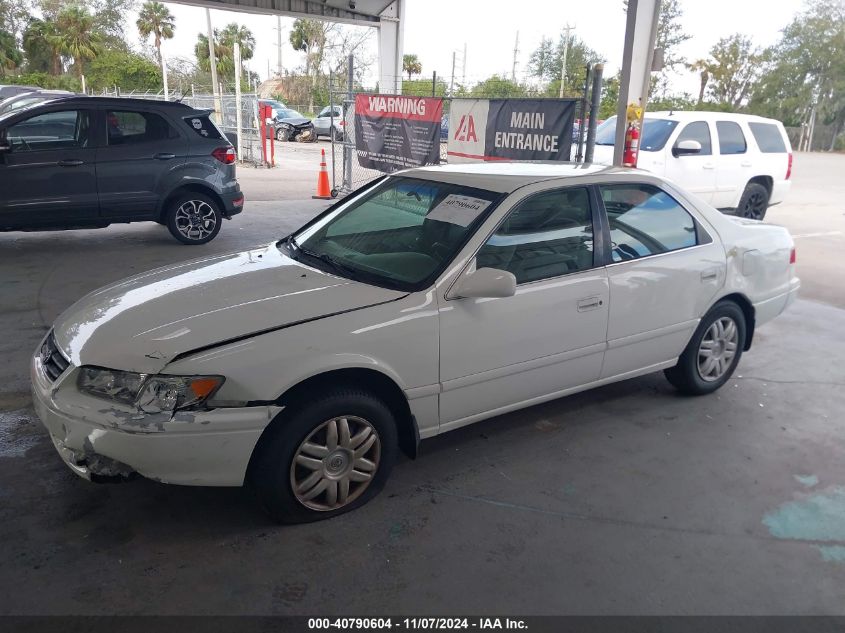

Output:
xmin=183 ymin=114 xmax=223 ymax=139
xmin=595 ymin=116 xmax=679 ymax=151
xmin=748 ymin=122 xmax=787 ymax=153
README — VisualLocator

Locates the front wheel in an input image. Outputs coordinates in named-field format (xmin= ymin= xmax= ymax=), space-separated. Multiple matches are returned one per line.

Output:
xmin=664 ymin=301 xmax=746 ymax=395
xmin=737 ymin=182 xmax=770 ymax=220
xmin=275 ymin=128 xmax=289 ymax=142
xmin=248 ymin=389 xmax=398 ymax=523
xmin=165 ymin=193 xmax=222 ymax=245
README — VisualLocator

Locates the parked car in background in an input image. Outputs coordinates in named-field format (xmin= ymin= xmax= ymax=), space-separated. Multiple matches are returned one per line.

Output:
xmin=0 ymin=85 xmax=40 ymax=100
xmin=272 ymin=107 xmax=316 ymax=142
xmin=312 ymin=105 xmax=345 ymax=140
xmin=441 ymin=114 xmax=449 ymax=141
xmin=31 ymin=163 xmax=798 ymax=522
xmin=0 ymin=96 xmax=243 ymax=244
xmin=258 ymin=98 xmax=287 ymax=120
xmin=592 ymin=112 xmax=792 ymax=220
xmin=0 ymin=90 xmax=77 ymax=115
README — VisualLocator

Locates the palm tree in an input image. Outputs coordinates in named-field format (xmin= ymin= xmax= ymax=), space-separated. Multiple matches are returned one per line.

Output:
xmin=687 ymin=58 xmax=713 ymax=106
xmin=403 ymin=54 xmax=422 ymax=80
xmin=219 ymin=23 xmax=255 ymax=78
xmin=23 ymin=18 xmax=63 ymax=75
xmin=195 ymin=30 xmax=234 ymax=77
xmin=0 ymin=30 xmax=23 ymax=78
xmin=136 ymin=1 xmax=175 ymax=69
xmin=53 ymin=5 xmax=101 ymax=79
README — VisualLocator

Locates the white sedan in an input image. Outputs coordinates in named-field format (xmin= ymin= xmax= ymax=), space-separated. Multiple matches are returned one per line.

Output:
xmin=31 ymin=164 xmax=800 ymax=522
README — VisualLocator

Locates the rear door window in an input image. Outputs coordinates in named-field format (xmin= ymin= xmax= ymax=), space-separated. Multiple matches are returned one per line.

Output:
xmin=600 ymin=184 xmax=699 ymax=262
xmin=183 ymin=114 xmax=223 ymax=140
xmin=716 ymin=121 xmax=747 ymax=154
xmin=748 ymin=122 xmax=787 ymax=153
xmin=107 ymin=110 xmax=178 ymax=145
xmin=674 ymin=121 xmax=712 ymax=155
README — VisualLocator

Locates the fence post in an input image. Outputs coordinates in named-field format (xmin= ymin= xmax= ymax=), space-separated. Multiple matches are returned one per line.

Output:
xmin=329 ymin=71 xmax=336 ymax=192
xmin=584 ymin=64 xmax=603 ymax=164
xmin=234 ymin=42 xmax=243 ymax=161
xmin=432 ymin=71 xmax=436 ymax=97
xmin=575 ymin=64 xmax=591 ymax=162
xmin=343 ymin=54 xmax=354 ymax=193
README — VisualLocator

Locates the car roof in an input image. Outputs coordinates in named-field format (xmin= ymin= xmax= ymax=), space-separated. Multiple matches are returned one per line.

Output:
xmin=401 ymin=162 xmax=648 ymax=193
xmin=23 ymin=95 xmax=196 ymax=110
xmin=645 ymin=110 xmax=784 ymax=125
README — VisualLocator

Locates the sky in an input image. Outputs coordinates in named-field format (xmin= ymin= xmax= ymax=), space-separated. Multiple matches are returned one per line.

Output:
xmin=141 ymin=0 xmax=807 ymax=95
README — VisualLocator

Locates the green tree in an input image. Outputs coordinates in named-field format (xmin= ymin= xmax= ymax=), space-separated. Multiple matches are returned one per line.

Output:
xmin=90 ymin=0 xmax=136 ymax=44
xmin=195 ymin=30 xmax=234 ymax=77
xmin=289 ymin=18 xmax=331 ymax=113
xmin=470 ymin=75 xmax=528 ymax=98
xmin=749 ymin=0 xmax=845 ymax=145
xmin=0 ymin=0 xmax=30 ymax=43
xmin=686 ymin=58 xmax=714 ymax=106
xmin=136 ymin=1 xmax=175 ymax=69
xmin=22 ymin=18 xmax=61 ymax=74
xmin=52 ymin=4 xmax=102 ymax=79
xmin=0 ymin=29 xmax=23 ymax=77
xmin=402 ymin=76 xmax=447 ymax=97
xmin=528 ymin=34 xmax=604 ymax=97
xmin=219 ymin=22 xmax=255 ymax=78
xmin=706 ymin=34 xmax=761 ymax=108
xmin=86 ymin=48 xmax=160 ymax=91
xmin=402 ymin=53 xmax=422 ymax=80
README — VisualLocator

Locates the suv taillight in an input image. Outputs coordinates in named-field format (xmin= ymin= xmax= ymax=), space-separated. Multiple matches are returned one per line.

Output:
xmin=786 ymin=152 xmax=793 ymax=180
xmin=790 ymin=247 xmax=796 ymax=264
xmin=212 ymin=146 xmax=236 ymax=164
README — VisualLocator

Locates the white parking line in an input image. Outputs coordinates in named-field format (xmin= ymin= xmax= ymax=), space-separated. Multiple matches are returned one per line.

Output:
xmin=791 ymin=231 xmax=843 ymax=239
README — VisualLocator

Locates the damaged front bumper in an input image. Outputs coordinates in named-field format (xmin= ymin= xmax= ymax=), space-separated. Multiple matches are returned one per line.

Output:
xmin=31 ymin=354 xmax=282 ymax=486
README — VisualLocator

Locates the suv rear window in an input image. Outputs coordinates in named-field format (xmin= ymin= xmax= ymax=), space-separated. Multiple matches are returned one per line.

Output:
xmin=748 ymin=122 xmax=787 ymax=153
xmin=184 ymin=114 xmax=223 ymax=140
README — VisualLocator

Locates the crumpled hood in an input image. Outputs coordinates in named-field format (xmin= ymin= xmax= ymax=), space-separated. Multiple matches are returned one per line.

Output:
xmin=52 ymin=243 xmax=406 ymax=374
xmin=276 ymin=117 xmax=311 ymax=127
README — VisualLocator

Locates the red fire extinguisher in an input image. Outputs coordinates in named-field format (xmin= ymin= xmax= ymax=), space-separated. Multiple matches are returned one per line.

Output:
xmin=623 ymin=122 xmax=640 ymax=167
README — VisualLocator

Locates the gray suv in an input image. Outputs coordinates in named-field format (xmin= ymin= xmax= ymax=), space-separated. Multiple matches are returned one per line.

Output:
xmin=0 ymin=96 xmax=244 ymax=245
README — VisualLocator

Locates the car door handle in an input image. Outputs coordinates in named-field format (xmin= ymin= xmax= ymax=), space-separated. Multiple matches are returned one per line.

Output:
xmin=577 ymin=296 xmax=603 ymax=312
xmin=57 ymin=159 xmax=84 ymax=167
xmin=702 ymin=163 xmax=715 ymax=170
xmin=741 ymin=161 xmax=752 ymax=167
xmin=154 ymin=152 xmax=176 ymax=160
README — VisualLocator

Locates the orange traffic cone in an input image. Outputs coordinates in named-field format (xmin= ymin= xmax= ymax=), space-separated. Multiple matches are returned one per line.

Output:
xmin=313 ymin=149 xmax=334 ymax=200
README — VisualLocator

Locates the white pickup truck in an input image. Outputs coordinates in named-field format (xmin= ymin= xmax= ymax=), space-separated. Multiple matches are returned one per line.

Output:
xmin=591 ymin=112 xmax=792 ymax=220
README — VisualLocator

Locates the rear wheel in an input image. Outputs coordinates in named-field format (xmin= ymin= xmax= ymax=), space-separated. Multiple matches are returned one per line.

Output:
xmin=165 ymin=193 xmax=222 ymax=245
xmin=248 ymin=389 xmax=397 ymax=523
xmin=333 ymin=127 xmax=345 ymax=142
xmin=737 ymin=182 xmax=770 ymax=220
xmin=664 ymin=300 xmax=746 ymax=395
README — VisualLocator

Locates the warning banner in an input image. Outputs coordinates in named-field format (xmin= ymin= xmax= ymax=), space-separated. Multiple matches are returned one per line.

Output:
xmin=354 ymin=94 xmax=443 ymax=172
xmin=448 ymin=98 xmax=577 ymax=163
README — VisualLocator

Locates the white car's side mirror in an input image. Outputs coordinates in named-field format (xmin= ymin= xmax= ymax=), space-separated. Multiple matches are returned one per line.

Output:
xmin=451 ymin=267 xmax=517 ymax=299
xmin=674 ymin=139 xmax=702 ymax=157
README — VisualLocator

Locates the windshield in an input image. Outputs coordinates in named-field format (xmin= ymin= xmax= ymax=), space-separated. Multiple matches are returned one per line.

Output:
xmin=595 ymin=116 xmax=679 ymax=151
xmin=279 ymin=108 xmax=304 ymax=119
xmin=284 ymin=177 xmax=503 ymax=291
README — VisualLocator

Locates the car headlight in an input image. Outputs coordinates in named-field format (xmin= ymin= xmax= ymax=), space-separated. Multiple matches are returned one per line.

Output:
xmin=78 ymin=368 xmax=224 ymax=413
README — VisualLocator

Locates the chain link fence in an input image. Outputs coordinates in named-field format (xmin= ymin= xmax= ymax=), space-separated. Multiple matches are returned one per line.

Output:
xmin=98 ymin=88 xmax=266 ymax=165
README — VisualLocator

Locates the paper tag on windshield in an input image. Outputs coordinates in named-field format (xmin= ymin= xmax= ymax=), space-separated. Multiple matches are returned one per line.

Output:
xmin=426 ymin=195 xmax=492 ymax=227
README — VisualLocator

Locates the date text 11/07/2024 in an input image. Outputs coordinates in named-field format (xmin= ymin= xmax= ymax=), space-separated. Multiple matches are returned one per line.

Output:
xmin=307 ymin=618 xmax=528 ymax=630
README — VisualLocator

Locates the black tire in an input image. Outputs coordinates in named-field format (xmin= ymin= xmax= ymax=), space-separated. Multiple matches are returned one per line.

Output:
xmin=333 ymin=127 xmax=344 ymax=142
xmin=737 ymin=182 xmax=770 ymax=220
xmin=275 ymin=127 xmax=289 ymax=142
xmin=664 ymin=300 xmax=747 ymax=396
xmin=165 ymin=192 xmax=223 ymax=245
xmin=248 ymin=389 xmax=398 ymax=524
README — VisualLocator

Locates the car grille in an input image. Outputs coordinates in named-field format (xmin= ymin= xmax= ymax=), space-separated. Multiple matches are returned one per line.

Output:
xmin=39 ymin=332 xmax=71 ymax=382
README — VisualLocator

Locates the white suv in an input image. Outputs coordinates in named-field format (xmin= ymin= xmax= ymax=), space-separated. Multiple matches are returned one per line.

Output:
xmin=592 ymin=112 xmax=792 ymax=220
